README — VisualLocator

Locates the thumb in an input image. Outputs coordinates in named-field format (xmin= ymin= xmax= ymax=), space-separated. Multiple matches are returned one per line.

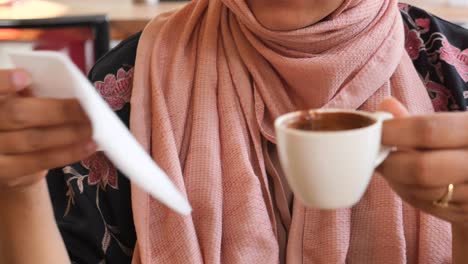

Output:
xmin=377 ymin=97 xmax=409 ymax=118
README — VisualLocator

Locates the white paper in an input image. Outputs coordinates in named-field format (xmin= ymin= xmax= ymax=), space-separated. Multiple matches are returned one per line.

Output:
xmin=9 ymin=51 xmax=192 ymax=215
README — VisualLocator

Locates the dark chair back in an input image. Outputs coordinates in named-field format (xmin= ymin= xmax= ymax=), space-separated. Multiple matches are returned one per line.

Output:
xmin=0 ymin=15 xmax=110 ymax=73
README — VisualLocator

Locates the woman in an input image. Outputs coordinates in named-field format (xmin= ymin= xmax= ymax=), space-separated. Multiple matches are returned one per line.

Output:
xmin=0 ymin=0 xmax=467 ymax=263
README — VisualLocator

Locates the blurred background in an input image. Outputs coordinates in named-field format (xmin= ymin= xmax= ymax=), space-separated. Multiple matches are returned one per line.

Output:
xmin=0 ymin=0 xmax=466 ymax=73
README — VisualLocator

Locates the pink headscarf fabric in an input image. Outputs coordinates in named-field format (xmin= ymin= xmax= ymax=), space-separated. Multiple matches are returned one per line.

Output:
xmin=130 ymin=0 xmax=452 ymax=263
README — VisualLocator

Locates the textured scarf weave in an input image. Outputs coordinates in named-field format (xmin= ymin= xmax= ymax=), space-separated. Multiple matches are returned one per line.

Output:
xmin=130 ymin=0 xmax=451 ymax=262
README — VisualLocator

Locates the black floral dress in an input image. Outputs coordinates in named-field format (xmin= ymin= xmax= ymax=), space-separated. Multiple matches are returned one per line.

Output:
xmin=46 ymin=5 xmax=468 ymax=264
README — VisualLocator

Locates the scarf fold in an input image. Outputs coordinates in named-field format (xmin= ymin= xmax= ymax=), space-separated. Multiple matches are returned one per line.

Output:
xmin=130 ymin=0 xmax=451 ymax=262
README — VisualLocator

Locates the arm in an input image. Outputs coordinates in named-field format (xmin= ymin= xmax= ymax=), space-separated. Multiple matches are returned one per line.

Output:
xmin=0 ymin=33 xmax=140 ymax=263
xmin=0 ymin=180 xmax=70 ymax=264
xmin=401 ymin=5 xmax=468 ymax=259
xmin=0 ymin=69 xmax=95 ymax=263
xmin=379 ymin=99 xmax=468 ymax=263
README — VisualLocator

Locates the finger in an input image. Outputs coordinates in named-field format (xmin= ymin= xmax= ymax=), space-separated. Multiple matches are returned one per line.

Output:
xmin=387 ymin=182 xmax=468 ymax=204
xmin=0 ymin=124 xmax=92 ymax=154
xmin=0 ymin=140 xmax=97 ymax=178
xmin=387 ymin=181 xmax=468 ymax=223
xmin=0 ymin=97 xmax=89 ymax=130
xmin=0 ymin=171 xmax=46 ymax=190
xmin=0 ymin=69 xmax=32 ymax=95
xmin=377 ymin=97 xmax=410 ymax=118
xmin=382 ymin=112 xmax=468 ymax=149
xmin=380 ymin=149 xmax=468 ymax=187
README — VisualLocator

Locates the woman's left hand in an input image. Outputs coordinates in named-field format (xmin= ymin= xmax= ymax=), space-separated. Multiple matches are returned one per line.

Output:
xmin=378 ymin=97 xmax=468 ymax=226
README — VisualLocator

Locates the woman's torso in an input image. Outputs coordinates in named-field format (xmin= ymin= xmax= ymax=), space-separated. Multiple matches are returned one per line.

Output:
xmin=47 ymin=5 xmax=468 ymax=263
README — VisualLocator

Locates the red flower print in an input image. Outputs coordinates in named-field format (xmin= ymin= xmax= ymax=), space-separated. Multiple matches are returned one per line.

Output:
xmin=439 ymin=38 xmax=468 ymax=82
xmin=81 ymin=152 xmax=118 ymax=190
xmin=405 ymin=30 xmax=424 ymax=60
xmin=94 ymin=68 xmax=134 ymax=111
xmin=426 ymin=80 xmax=452 ymax=112
xmin=415 ymin=18 xmax=430 ymax=32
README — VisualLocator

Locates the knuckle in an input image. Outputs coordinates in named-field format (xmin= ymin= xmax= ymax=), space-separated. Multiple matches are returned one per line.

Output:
xmin=61 ymin=125 xmax=90 ymax=144
xmin=6 ymin=100 xmax=29 ymax=127
xmin=60 ymin=100 xmax=74 ymax=116
xmin=79 ymin=124 xmax=93 ymax=139
xmin=416 ymin=118 xmax=439 ymax=146
xmin=62 ymin=100 xmax=82 ymax=119
xmin=70 ymin=125 xmax=84 ymax=138
xmin=23 ymin=130 xmax=45 ymax=151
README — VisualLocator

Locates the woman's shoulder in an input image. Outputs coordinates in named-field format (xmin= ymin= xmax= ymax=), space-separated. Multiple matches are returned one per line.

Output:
xmin=89 ymin=32 xmax=141 ymax=84
xmin=399 ymin=4 xmax=468 ymax=112
xmin=46 ymin=33 xmax=142 ymax=263
xmin=399 ymin=3 xmax=468 ymax=46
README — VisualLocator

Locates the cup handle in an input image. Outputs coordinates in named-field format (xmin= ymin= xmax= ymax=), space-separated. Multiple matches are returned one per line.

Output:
xmin=372 ymin=111 xmax=394 ymax=168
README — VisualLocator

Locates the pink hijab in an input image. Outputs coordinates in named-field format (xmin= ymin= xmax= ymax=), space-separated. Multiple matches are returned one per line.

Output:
xmin=130 ymin=0 xmax=451 ymax=263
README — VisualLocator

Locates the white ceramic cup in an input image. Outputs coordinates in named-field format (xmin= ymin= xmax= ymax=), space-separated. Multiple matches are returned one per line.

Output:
xmin=274 ymin=109 xmax=393 ymax=209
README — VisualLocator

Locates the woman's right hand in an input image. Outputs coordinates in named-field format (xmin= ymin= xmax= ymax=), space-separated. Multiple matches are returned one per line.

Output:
xmin=0 ymin=69 xmax=96 ymax=191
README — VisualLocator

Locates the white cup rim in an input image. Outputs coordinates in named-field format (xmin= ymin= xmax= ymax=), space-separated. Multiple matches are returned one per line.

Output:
xmin=274 ymin=109 xmax=384 ymax=137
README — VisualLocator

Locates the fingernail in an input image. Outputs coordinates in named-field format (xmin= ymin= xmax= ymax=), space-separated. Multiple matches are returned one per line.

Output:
xmin=11 ymin=70 xmax=32 ymax=90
